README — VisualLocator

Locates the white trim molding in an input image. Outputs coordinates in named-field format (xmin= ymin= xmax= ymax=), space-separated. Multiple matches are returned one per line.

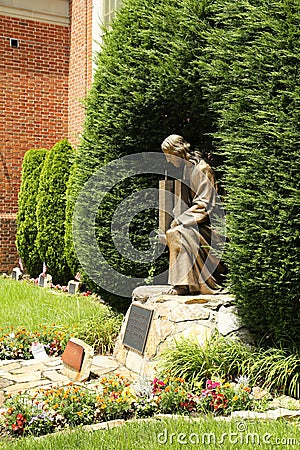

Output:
xmin=0 ymin=0 xmax=69 ymax=26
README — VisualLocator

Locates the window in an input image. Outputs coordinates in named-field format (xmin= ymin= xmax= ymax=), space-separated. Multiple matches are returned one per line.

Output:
xmin=103 ymin=0 xmax=122 ymax=25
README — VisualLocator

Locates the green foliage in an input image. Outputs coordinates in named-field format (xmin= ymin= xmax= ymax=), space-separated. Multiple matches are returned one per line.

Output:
xmin=74 ymin=311 xmax=123 ymax=354
xmin=158 ymin=336 xmax=300 ymax=399
xmin=16 ymin=149 xmax=47 ymax=277
xmin=36 ymin=140 xmax=73 ymax=284
xmin=188 ymin=0 xmax=300 ymax=344
xmin=65 ymin=0 xmax=212 ymax=306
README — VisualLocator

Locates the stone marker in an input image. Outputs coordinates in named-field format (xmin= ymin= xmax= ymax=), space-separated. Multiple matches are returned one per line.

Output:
xmin=67 ymin=280 xmax=81 ymax=294
xmin=11 ymin=267 xmax=22 ymax=281
xmin=38 ymin=273 xmax=52 ymax=288
xmin=62 ymin=338 xmax=94 ymax=382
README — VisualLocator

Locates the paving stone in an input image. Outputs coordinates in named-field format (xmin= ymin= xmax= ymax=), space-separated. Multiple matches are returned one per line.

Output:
xmin=91 ymin=366 xmax=119 ymax=377
xmin=0 ymin=360 xmax=20 ymax=367
xmin=20 ymin=359 xmax=48 ymax=367
xmin=43 ymin=357 xmax=63 ymax=367
xmin=0 ymin=362 xmax=21 ymax=371
xmin=0 ymin=391 xmax=4 ymax=407
xmin=3 ymin=371 xmax=41 ymax=383
xmin=42 ymin=370 xmax=71 ymax=383
xmin=11 ymin=363 xmax=48 ymax=373
xmin=92 ymin=355 xmax=120 ymax=369
xmin=231 ymin=408 xmax=300 ymax=420
xmin=0 ymin=378 xmax=13 ymax=389
xmin=83 ymin=419 xmax=125 ymax=431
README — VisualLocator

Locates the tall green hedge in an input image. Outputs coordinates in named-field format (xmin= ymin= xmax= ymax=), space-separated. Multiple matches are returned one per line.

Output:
xmin=65 ymin=0 xmax=212 ymax=308
xmin=185 ymin=0 xmax=300 ymax=345
xmin=66 ymin=0 xmax=300 ymax=344
xmin=16 ymin=149 xmax=47 ymax=277
xmin=36 ymin=139 xmax=73 ymax=284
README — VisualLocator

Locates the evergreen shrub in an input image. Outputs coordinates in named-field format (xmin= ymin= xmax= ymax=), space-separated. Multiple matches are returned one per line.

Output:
xmin=65 ymin=0 xmax=214 ymax=308
xmin=187 ymin=0 xmax=300 ymax=345
xmin=16 ymin=149 xmax=47 ymax=277
xmin=36 ymin=139 xmax=73 ymax=284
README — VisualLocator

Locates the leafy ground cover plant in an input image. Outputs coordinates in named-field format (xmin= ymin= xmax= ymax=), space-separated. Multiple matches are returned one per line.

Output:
xmin=158 ymin=336 xmax=300 ymax=399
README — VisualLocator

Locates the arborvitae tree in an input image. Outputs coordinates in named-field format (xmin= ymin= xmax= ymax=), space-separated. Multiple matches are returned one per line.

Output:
xmin=16 ymin=149 xmax=47 ymax=277
xmin=186 ymin=0 xmax=300 ymax=345
xmin=36 ymin=139 xmax=73 ymax=284
xmin=65 ymin=0 xmax=213 ymax=310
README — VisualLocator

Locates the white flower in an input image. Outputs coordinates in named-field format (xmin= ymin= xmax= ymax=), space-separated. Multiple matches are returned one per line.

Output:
xmin=235 ymin=375 xmax=250 ymax=387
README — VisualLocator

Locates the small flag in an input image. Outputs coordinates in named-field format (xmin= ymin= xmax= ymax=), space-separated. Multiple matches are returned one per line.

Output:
xmin=18 ymin=258 xmax=24 ymax=272
xmin=75 ymin=272 xmax=81 ymax=281
xmin=42 ymin=261 xmax=47 ymax=276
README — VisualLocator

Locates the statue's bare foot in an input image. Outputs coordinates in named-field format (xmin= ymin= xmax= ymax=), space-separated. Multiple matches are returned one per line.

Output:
xmin=167 ymin=285 xmax=189 ymax=295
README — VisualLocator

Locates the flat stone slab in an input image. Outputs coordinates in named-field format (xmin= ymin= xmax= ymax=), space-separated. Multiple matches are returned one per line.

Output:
xmin=0 ymin=362 xmax=21 ymax=372
xmin=83 ymin=419 xmax=125 ymax=431
xmin=231 ymin=408 xmax=300 ymax=420
xmin=92 ymin=355 xmax=120 ymax=369
xmin=42 ymin=370 xmax=71 ymax=383
xmin=132 ymin=285 xmax=234 ymax=306
xmin=4 ymin=371 xmax=41 ymax=383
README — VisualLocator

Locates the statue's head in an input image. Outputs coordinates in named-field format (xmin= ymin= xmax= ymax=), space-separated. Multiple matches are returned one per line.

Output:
xmin=161 ymin=135 xmax=190 ymax=167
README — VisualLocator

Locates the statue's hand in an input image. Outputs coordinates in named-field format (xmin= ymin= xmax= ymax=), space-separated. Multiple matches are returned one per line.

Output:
xmin=170 ymin=219 xmax=179 ymax=229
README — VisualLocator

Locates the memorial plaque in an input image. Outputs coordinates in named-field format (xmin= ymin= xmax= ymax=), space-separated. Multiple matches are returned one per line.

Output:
xmin=62 ymin=340 xmax=85 ymax=371
xmin=122 ymin=304 xmax=154 ymax=354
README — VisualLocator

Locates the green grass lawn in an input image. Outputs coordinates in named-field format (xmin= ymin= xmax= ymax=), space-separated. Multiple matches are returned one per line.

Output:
xmin=0 ymin=417 xmax=299 ymax=450
xmin=0 ymin=278 xmax=111 ymax=329
xmin=0 ymin=277 xmax=122 ymax=353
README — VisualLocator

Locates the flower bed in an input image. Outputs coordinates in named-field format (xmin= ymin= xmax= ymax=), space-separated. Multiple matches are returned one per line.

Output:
xmin=0 ymin=374 xmax=269 ymax=438
xmin=0 ymin=326 xmax=73 ymax=360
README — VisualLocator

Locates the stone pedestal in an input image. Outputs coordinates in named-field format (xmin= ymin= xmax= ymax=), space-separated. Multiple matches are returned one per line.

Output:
xmin=113 ymin=285 xmax=251 ymax=380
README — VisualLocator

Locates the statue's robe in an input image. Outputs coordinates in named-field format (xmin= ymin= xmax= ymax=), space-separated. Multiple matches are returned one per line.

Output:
xmin=166 ymin=159 xmax=225 ymax=294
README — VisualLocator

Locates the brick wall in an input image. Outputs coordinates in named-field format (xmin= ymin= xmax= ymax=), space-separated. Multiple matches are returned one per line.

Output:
xmin=68 ymin=0 xmax=93 ymax=147
xmin=0 ymin=14 xmax=70 ymax=272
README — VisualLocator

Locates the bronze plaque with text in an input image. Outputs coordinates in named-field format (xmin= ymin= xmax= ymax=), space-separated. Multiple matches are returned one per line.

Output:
xmin=122 ymin=304 xmax=154 ymax=354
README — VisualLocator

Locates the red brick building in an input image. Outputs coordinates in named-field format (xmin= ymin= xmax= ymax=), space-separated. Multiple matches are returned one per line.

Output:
xmin=0 ymin=0 xmax=122 ymax=272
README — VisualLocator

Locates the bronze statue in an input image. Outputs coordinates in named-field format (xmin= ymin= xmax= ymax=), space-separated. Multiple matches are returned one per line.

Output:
xmin=161 ymin=134 xmax=225 ymax=295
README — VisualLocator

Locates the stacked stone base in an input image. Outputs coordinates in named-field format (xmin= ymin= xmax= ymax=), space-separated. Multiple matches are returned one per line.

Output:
xmin=113 ymin=285 xmax=252 ymax=380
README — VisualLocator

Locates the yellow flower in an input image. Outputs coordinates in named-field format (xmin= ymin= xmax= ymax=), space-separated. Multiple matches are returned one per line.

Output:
xmin=233 ymin=396 xmax=239 ymax=402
